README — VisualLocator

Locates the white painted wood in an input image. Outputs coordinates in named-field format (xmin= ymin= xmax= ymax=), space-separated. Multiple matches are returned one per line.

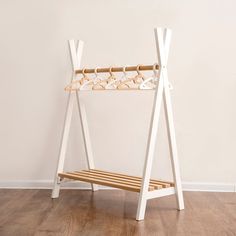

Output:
xmin=51 ymin=40 xmax=84 ymax=198
xmin=136 ymin=27 xmax=184 ymax=220
xmin=52 ymin=28 xmax=184 ymax=220
xmin=136 ymin=29 xmax=168 ymax=220
xmin=136 ymin=75 xmax=164 ymax=220
xmin=69 ymin=40 xmax=84 ymax=71
xmin=51 ymin=93 xmax=75 ymax=198
xmin=162 ymin=28 xmax=171 ymax=62
xmin=75 ymin=91 xmax=98 ymax=191
xmin=71 ymin=39 xmax=98 ymax=191
xmin=158 ymin=28 xmax=184 ymax=210
xmin=147 ymin=187 xmax=175 ymax=200
xmin=136 ymin=30 xmax=162 ymax=221
xmin=163 ymin=70 xmax=184 ymax=210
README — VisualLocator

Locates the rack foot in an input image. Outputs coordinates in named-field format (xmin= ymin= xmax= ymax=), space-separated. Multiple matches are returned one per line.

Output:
xmin=91 ymin=183 xmax=99 ymax=192
xmin=51 ymin=176 xmax=61 ymax=198
xmin=136 ymin=197 xmax=147 ymax=221
xmin=51 ymin=184 xmax=60 ymax=198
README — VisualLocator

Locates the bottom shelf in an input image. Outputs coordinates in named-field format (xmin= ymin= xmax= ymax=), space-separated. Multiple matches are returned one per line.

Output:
xmin=59 ymin=169 xmax=174 ymax=193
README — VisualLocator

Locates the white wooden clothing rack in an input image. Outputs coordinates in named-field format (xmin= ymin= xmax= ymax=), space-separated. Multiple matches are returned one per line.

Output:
xmin=51 ymin=27 xmax=184 ymax=221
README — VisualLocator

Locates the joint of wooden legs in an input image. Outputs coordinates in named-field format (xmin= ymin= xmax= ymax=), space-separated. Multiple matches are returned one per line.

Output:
xmin=57 ymin=176 xmax=62 ymax=184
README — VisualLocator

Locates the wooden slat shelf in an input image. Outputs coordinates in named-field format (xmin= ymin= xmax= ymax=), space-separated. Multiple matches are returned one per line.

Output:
xmin=58 ymin=169 xmax=174 ymax=193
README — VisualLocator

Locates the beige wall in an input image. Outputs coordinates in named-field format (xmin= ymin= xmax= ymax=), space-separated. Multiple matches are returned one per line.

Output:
xmin=0 ymin=0 xmax=236 ymax=188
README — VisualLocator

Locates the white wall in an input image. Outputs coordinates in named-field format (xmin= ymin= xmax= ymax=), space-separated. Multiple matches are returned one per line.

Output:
xmin=0 ymin=0 xmax=236 ymax=189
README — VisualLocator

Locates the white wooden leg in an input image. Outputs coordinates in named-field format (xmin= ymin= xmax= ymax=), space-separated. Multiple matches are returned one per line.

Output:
xmin=136 ymin=27 xmax=167 ymax=221
xmin=136 ymin=27 xmax=184 ymax=220
xmin=51 ymin=93 xmax=75 ymax=198
xmin=136 ymin=75 xmax=164 ymax=221
xmin=161 ymin=28 xmax=184 ymax=210
xmin=76 ymin=91 xmax=98 ymax=191
xmin=52 ymin=40 xmax=84 ymax=198
xmin=163 ymin=83 xmax=184 ymax=210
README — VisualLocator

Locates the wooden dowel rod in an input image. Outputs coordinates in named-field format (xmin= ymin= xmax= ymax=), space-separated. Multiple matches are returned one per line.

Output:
xmin=75 ymin=64 xmax=159 ymax=74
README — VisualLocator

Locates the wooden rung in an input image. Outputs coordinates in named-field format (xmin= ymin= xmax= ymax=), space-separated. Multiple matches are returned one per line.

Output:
xmin=81 ymin=170 xmax=163 ymax=189
xmin=69 ymin=171 xmax=155 ymax=191
xmin=89 ymin=169 xmax=174 ymax=188
xmin=59 ymin=169 xmax=174 ymax=192
xmin=79 ymin=170 xmax=162 ymax=190
xmin=59 ymin=172 xmax=151 ymax=192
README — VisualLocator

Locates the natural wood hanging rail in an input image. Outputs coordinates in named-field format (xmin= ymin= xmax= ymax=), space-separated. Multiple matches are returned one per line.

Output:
xmin=75 ymin=64 xmax=159 ymax=74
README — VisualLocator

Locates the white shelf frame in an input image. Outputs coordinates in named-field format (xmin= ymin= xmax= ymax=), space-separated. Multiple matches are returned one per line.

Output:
xmin=51 ymin=27 xmax=184 ymax=221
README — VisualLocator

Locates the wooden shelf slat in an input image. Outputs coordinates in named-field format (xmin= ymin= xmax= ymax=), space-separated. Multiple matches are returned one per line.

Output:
xmin=59 ymin=169 xmax=174 ymax=193
xmin=69 ymin=171 xmax=155 ymax=191
xmin=59 ymin=172 xmax=142 ymax=192
xmin=79 ymin=170 xmax=161 ymax=190
xmin=89 ymin=169 xmax=174 ymax=188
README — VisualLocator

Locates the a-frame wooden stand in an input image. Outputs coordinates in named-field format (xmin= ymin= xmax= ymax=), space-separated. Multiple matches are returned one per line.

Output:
xmin=51 ymin=27 xmax=184 ymax=221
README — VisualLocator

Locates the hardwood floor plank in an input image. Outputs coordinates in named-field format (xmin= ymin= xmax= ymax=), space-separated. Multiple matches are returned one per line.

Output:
xmin=0 ymin=190 xmax=236 ymax=236
xmin=0 ymin=190 xmax=38 ymax=226
xmin=35 ymin=190 xmax=94 ymax=236
xmin=0 ymin=190 xmax=56 ymax=236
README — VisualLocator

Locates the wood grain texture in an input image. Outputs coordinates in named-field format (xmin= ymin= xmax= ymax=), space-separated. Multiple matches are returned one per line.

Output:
xmin=59 ymin=169 xmax=173 ymax=192
xmin=0 ymin=190 xmax=236 ymax=236
xmin=75 ymin=64 xmax=159 ymax=74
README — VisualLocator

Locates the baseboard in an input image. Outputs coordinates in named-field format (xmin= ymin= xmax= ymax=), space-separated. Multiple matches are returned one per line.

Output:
xmin=0 ymin=180 xmax=111 ymax=190
xmin=0 ymin=180 xmax=235 ymax=192
xmin=182 ymin=182 xmax=236 ymax=192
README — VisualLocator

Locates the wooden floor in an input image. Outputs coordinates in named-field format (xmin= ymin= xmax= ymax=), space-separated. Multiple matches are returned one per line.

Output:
xmin=0 ymin=190 xmax=236 ymax=236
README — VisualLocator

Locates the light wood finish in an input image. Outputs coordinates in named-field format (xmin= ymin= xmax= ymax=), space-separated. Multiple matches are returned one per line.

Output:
xmin=59 ymin=172 xmax=145 ymax=192
xmin=89 ymin=169 xmax=174 ymax=187
xmin=58 ymin=169 xmax=173 ymax=192
xmin=1 ymin=190 xmax=236 ymax=235
xmin=75 ymin=64 xmax=159 ymax=74
xmin=80 ymin=170 xmax=162 ymax=189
